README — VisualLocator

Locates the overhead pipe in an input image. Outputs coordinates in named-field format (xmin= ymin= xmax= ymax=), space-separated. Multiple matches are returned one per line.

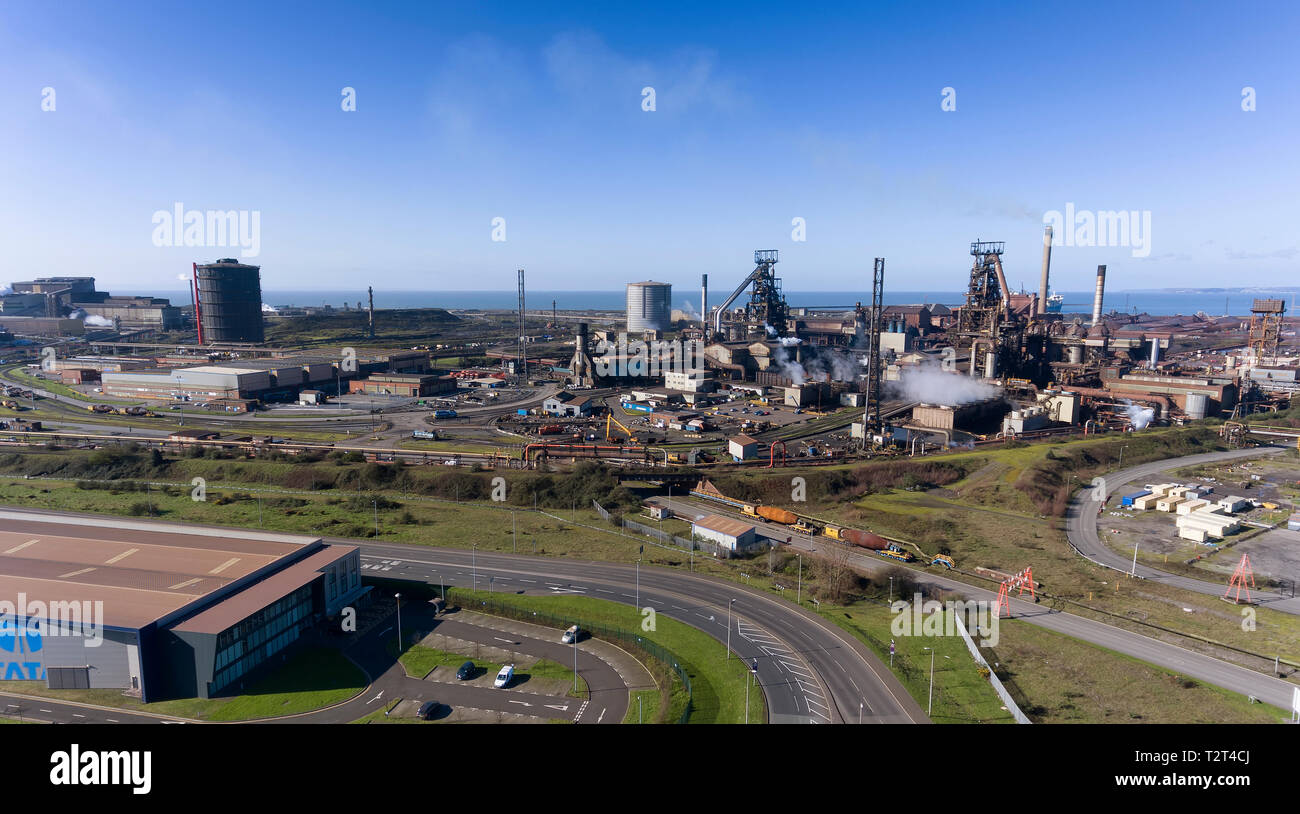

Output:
xmin=991 ymin=253 xmax=1012 ymax=318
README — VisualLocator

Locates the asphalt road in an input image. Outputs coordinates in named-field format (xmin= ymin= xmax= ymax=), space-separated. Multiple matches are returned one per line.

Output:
xmin=657 ymin=494 xmax=1300 ymax=713
xmin=1066 ymin=445 xmax=1300 ymax=614
xmin=355 ymin=541 xmax=926 ymax=724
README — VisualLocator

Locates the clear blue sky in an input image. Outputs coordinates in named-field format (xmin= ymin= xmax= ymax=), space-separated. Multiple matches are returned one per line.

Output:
xmin=2 ymin=1 xmax=1297 ymax=296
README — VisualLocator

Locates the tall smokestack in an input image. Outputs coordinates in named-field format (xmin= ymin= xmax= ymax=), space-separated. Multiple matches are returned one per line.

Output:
xmin=1092 ymin=265 xmax=1107 ymax=324
xmin=367 ymin=286 xmax=375 ymax=339
xmin=701 ymin=274 xmax=708 ymax=336
xmin=1038 ymin=224 xmax=1053 ymax=317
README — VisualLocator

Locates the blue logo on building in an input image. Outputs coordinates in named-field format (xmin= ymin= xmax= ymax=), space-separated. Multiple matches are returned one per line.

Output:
xmin=0 ymin=618 xmax=45 ymax=680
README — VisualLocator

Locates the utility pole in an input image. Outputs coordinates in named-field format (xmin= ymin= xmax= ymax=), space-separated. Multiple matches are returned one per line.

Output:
xmin=725 ymin=598 xmax=735 ymax=659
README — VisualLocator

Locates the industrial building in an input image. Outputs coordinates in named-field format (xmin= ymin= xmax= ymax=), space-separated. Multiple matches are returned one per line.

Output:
xmin=196 ymin=259 xmax=265 ymax=343
xmin=0 ymin=511 xmax=364 ymax=701
xmin=348 ymin=373 xmax=456 ymax=397
xmin=690 ymin=514 xmax=757 ymax=551
xmin=71 ymin=296 xmax=183 ymax=330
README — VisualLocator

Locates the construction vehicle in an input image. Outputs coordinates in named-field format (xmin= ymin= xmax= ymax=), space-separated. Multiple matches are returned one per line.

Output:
xmin=879 ymin=545 xmax=915 ymax=563
xmin=606 ymin=413 xmax=636 ymax=443
xmin=1 ymin=400 xmax=22 ymax=411
xmin=87 ymin=404 xmax=114 ymax=414
xmin=793 ymin=518 xmax=822 ymax=535
xmin=931 ymin=554 xmax=956 ymax=569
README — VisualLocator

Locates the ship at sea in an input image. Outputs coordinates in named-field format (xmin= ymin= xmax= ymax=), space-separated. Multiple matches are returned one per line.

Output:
xmin=1044 ymin=291 xmax=1063 ymax=313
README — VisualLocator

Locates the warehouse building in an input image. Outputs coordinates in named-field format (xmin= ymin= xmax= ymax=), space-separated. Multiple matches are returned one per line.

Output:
xmin=691 ymin=514 xmax=757 ymax=552
xmin=0 ymin=511 xmax=364 ymax=701
xmin=349 ymin=373 xmax=456 ymax=397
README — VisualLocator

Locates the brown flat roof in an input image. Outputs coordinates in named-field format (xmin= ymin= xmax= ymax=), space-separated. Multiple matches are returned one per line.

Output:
xmin=0 ymin=511 xmax=317 ymax=630
xmin=693 ymin=514 xmax=755 ymax=538
xmin=172 ymin=545 xmax=354 ymax=635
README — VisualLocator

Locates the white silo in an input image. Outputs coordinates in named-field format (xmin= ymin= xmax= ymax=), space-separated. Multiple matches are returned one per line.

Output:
xmin=626 ymin=281 xmax=672 ymax=332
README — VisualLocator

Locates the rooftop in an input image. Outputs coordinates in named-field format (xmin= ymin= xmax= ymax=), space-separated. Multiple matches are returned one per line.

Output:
xmin=692 ymin=514 xmax=755 ymax=538
xmin=0 ymin=511 xmax=319 ymax=630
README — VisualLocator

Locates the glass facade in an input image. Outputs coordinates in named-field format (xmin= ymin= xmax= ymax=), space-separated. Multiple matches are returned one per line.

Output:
xmin=210 ymin=584 xmax=314 ymax=693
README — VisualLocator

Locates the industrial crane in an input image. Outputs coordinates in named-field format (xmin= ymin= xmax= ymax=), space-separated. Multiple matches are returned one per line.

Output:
xmin=606 ymin=413 xmax=636 ymax=443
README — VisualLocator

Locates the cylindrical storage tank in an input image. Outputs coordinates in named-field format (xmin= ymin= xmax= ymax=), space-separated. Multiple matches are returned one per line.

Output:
xmin=756 ymin=506 xmax=798 ymax=525
xmin=984 ymin=351 xmax=998 ymax=378
xmin=840 ymin=528 xmax=888 ymax=550
xmin=196 ymin=259 xmax=264 ymax=343
xmin=1185 ymin=393 xmax=1209 ymax=420
xmin=626 ymin=281 xmax=671 ymax=333
xmin=1068 ymin=346 xmax=1083 ymax=364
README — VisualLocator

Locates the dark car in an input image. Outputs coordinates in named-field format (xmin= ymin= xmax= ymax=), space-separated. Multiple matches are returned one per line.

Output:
xmin=417 ymin=701 xmax=439 ymax=720
xmin=455 ymin=660 xmax=475 ymax=680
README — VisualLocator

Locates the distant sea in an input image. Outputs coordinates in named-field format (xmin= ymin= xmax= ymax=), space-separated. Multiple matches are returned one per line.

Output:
xmin=141 ymin=289 xmax=1300 ymax=318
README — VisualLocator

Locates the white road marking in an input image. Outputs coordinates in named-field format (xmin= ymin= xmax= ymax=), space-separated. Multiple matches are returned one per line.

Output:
xmin=544 ymin=704 xmax=570 ymax=711
xmin=58 ymin=567 xmax=97 ymax=579
xmin=5 ymin=539 xmax=40 ymax=554
xmin=596 ymin=707 xmax=606 ymax=723
xmin=106 ymin=548 xmax=140 ymax=565
xmin=106 ymin=718 xmax=119 ymax=723
xmin=493 ymin=637 xmax=515 ymax=644
xmin=508 ymin=700 xmax=533 ymax=707
xmin=367 ymin=691 xmax=384 ymax=704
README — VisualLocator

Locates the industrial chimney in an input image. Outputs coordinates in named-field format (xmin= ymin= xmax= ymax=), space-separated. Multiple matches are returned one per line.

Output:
xmin=1092 ymin=265 xmax=1107 ymax=325
xmin=1038 ymin=225 xmax=1053 ymax=317
xmin=701 ymin=274 xmax=708 ymax=336
xmin=367 ymin=286 xmax=375 ymax=339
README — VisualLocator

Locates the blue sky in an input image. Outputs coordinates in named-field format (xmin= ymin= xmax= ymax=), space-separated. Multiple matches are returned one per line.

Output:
xmin=1 ymin=1 xmax=1297 ymax=297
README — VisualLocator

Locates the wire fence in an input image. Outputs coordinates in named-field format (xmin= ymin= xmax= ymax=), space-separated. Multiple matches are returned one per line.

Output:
xmin=447 ymin=588 xmax=693 ymax=724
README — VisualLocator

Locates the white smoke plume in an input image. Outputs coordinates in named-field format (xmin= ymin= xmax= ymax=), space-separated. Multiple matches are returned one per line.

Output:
xmin=0 ymin=282 xmax=12 ymax=295
xmin=772 ymin=343 xmax=807 ymax=385
xmin=679 ymin=300 xmax=699 ymax=319
xmin=778 ymin=336 xmax=801 ymax=347
xmin=85 ymin=315 xmax=114 ymax=327
xmin=261 ymin=303 xmax=279 ymax=313
xmin=887 ymin=363 xmax=1002 ymax=406
xmin=1123 ymin=401 xmax=1155 ymax=430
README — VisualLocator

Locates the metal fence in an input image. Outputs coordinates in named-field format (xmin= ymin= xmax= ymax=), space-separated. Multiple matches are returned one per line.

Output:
xmin=953 ymin=614 xmax=1032 ymax=724
xmin=448 ymin=589 xmax=693 ymax=724
xmin=621 ymin=517 xmax=730 ymax=559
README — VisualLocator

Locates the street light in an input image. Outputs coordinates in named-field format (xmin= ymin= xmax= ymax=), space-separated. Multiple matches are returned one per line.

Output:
xmin=746 ymin=657 xmax=758 ymax=723
xmin=1119 ymin=445 xmax=1128 ymax=469
xmin=797 ymin=554 xmax=802 ymax=605
xmin=859 ymin=701 xmax=863 ymax=725
xmin=1130 ymin=538 xmax=1140 ymax=577
xmin=725 ymin=599 xmax=735 ymax=659
xmin=472 ymin=544 xmax=477 ymax=593
xmin=924 ymin=646 xmax=934 ymax=717
xmin=889 ymin=575 xmax=894 ymax=605
xmin=395 ymin=593 xmax=402 ymax=651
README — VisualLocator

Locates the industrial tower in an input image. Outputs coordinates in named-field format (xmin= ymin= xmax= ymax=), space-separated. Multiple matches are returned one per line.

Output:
xmin=1249 ymin=298 xmax=1286 ymax=362
xmin=517 ymin=269 xmax=527 ymax=380
xmin=863 ymin=257 xmax=885 ymax=445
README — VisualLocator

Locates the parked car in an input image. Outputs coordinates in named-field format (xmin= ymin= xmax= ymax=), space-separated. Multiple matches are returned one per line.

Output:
xmin=494 ymin=664 xmax=515 ymax=688
xmin=417 ymin=701 xmax=439 ymax=720
xmin=561 ymin=625 xmax=581 ymax=644
xmin=456 ymin=660 xmax=475 ymax=680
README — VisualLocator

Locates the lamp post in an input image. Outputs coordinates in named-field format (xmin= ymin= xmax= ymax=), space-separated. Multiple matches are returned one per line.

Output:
xmin=797 ymin=554 xmax=802 ymax=605
xmin=573 ymin=629 xmax=579 ymax=694
xmin=472 ymin=544 xmax=477 ymax=593
xmin=746 ymin=657 xmax=757 ymax=723
xmin=395 ymin=593 xmax=402 ymax=651
xmin=1119 ymin=445 xmax=1128 ymax=470
xmin=725 ymin=599 xmax=735 ymax=660
xmin=1131 ymin=539 xmax=1140 ymax=577
xmin=924 ymin=646 xmax=934 ymax=717
xmin=889 ymin=575 xmax=894 ymax=605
